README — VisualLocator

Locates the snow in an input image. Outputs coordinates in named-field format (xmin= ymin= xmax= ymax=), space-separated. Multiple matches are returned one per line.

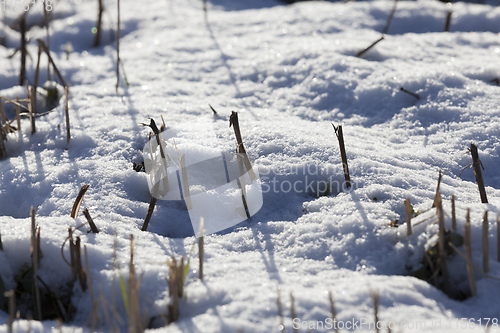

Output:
xmin=1 ymin=0 xmax=500 ymax=331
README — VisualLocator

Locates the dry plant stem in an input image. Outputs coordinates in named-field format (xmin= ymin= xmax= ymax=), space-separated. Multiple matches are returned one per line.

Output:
xmin=444 ymin=10 xmax=452 ymax=32
xmin=290 ymin=292 xmax=298 ymax=333
xmin=451 ymin=195 xmax=456 ymax=231
xmin=94 ymin=0 xmax=104 ymax=47
xmin=464 ymin=209 xmax=476 ymax=296
xmin=332 ymin=124 xmax=351 ymax=188
xmin=71 ymin=184 xmax=90 ymax=218
xmin=483 ymin=211 xmax=489 ymax=273
xmin=328 ymin=291 xmax=339 ymax=333
xmin=37 ymin=39 xmax=69 ymax=88
xmin=142 ymin=195 xmax=157 ymax=231
xmin=497 ymin=212 xmax=500 ymax=262
xmin=432 ymin=169 xmax=442 ymax=208
xmin=0 ymin=98 xmax=7 ymax=124
xmin=31 ymin=207 xmax=43 ymax=321
xmin=0 ymin=231 xmax=3 ymax=250
xmin=356 ymin=35 xmax=384 ymax=58
xmin=19 ymin=16 xmax=26 ymax=86
xmin=116 ymin=0 xmax=121 ymax=92
xmin=33 ymin=45 xmax=42 ymax=116
xmin=405 ymin=198 xmax=412 ymax=236
xmin=277 ymin=286 xmax=284 ymax=332
xmin=167 ymin=256 xmax=184 ymax=323
xmin=470 ymin=143 xmax=488 ymax=203
xmin=75 ymin=237 xmax=88 ymax=291
xmin=448 ymin=241 xmax=500 ymax=283
xmin=83 ymin=208 xmax=100 ymax=233
xmin=436 ymin=193 xmax=451 ymax=295
xmin=0 ymin=128 xmax=6 ymax=159
xmin=43 ymin=4 xmax=51 ymax=81
xmin=382 ymin=0 xmax=398 ymax=34
xmin=65 ymin=87 xmax=70 ymax=145
xmin=400 ymin=87 xmax=420 ymax=100
xmin=84 ymin=245 xmax=98 ymax=329
xmin=5 ymin=290 xmax=14 ymax=333
xmin=26 ymin=84 xmax=35 ymax=135
xmin=203 ymin=0 xmax=208 ymax=22
xmin=15 ymin=97 xmax=20 ymax=134
xmin=372 ymin=291 xmax=379 ymax=333
xmin=229 ymin=111 xmax=256 ymax=181
xmin=68 ymin=228 xmax=76 ymax=282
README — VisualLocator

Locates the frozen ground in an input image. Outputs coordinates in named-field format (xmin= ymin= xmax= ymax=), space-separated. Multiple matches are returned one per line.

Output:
xmin=1 ymin=0 xmax=500 ymax=331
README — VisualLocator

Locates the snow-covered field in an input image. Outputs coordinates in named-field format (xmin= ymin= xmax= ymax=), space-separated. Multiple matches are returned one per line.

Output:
xmin=1 ymin=0 xmax=500 ymax=331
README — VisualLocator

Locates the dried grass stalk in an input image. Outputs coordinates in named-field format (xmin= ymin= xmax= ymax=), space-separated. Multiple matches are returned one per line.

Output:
xmin=229 ymin=111 xmax=256 ymax=181
xmin=37 ymin=39 xmax=69 ymax=88
xmin=75 ymin=237 xmax=87 ymax=291
xmin=31 ymin=207 xmax=42 ymax=321
xmin=328 ymin=291 xmax=339 ymax=333
xmin=357 ymin=36 xmax=384 ymax=58
xmin=483 ymin=210 xmax=489 ymax=273
xmin=71 ymin=184 xmax=90 ymax=218
xmin=94 ymin=0 xmax=104 ymax=47
xmin=5 ymin=290 xmax=15 ymax=333
xmin=371 ymin=290 xmax=379 ymax=333
xmin=464 ymin=209 xmax=476 ymax=296
xmin=451 ymin=195 xmax=456 ymax=231
xmin=167 ymin=256 xmax=184 ymax=323
xmin=65 ymin=86 xmax=70 ymax=145
xmin=277 ymin=286 xmax=284 ymax=332
xmin=198 ymin=218 xmax=204 ymax=280
xmin=180 ymin=154 xmax=191 ymax=210
xmin=332 ymin=124 xmax=351 ymax=188
xmin=382 ymin=0 xmax=399 ymax=34
xmin=15 ymin=97 xmax=21 ymax=135
xmin=128 ymin=234 xmax=142 ymax=333
xmin=19 ymin=16 xmax=26 ymax=86
xmin=405 ymin=198 xmax=412 ymax=236
xmin=142 ymin=195 xmax=157 ymax=231
xmin=470 ymin=143 xmax=488 ymax=203
xmin=83 ymin=208 xmax=99 ymax=233
xmin=436 ymin=192 xmax=450 ymax=295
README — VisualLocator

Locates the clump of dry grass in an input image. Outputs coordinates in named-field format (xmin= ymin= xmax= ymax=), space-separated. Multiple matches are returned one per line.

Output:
xmin=167 ymin=256 xmax=184 ymax=323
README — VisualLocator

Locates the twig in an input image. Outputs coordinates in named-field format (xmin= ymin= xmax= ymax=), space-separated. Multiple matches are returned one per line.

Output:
xmin=400 ymin=87 xmax=420 ymax=100
xmin=43 ymin=3 xmax=51 ymax=81
xmin=74 ymin=237 xmax=87 ymax=291
xmin=332 ymin=124 xmax=351 ymax=188
xmin=27 ymin=83 xmax=35 ymax=135
xmin=405 ymin=198 xmax=412 ymax=236
xmin=71 ymin=184 xmax=90 ymax=218
xmin=436 ymin=192 xmax=450 ymax=295
xmin=470 ymin=143 xmax=488 ymax=203
xmin=5 ymin=290 xmax=14 ymax=333
xmin=83 ymin=208 xmax=100 ymax=233
xmin=37 ymin=39 xmax=69 ymax=88
xmin=451 ymin=195 xmax=456 ymax=231
xmin=229 ymin=111 xmax=256 ymax=181
xmin=94 ymin=0 xmax=104 ymax=47
xmin=483 ymin=210 xmax=489 ymax=273
xmin=142 ymin=195 xmax=157 ymax=231
xmin=432 ymin=170 xmax=443 ymax=208
xmin=328 ymin=291 xmax=339 ymax=333
xmin=449 ymin=241 xmax=500 ymax=282
xmin=371 ymin=290 xmax=379 ymax=333
xmin=19 ymin=16 xmax=26 ymax=86
xmin=382 ymin=0 xmax=399 ymax=34
xmin=15 ymin=97 xmax=21 ymax=135
xmin=444 ymin=7 xmax=452 ymax=32
xmin=65 ymin=86 xmax=70 ymax=145
xmin=464 ymin=209 xmax=476 ymax=296
xmin=31 ymin=207 xmax=43 ymax=321
xmin=209 ymin=104 xmax=217 ymax=115
xmin=357 ymin=36 xmax=384 ymax=58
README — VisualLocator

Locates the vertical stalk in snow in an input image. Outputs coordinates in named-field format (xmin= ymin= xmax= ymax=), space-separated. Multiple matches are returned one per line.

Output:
xmin=405 ymin=198 xmax=412 ymax=236
xmin=332 ymin=124 xmax=351 ymax=189
xmin=464 ymin=209 xmax=475 ymax=296
xmin=470 ymin=143 xmax=488 ymax=203
xmin=451 ymin=195 xmax=456 ymax=231
xmin=483 ymin=211 xmax=489 ymax=273
xmin=19 ymin=16 xmax=26 ymax=86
